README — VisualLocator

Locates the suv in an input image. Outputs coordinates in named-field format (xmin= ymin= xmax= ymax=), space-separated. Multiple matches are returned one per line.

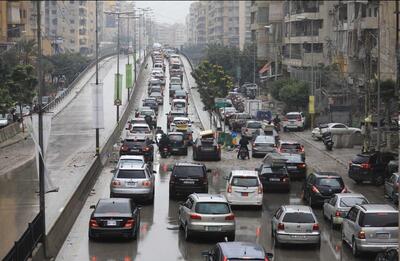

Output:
xmin=228 ymin=113 xmax=252 ymax=131
xmin=256 ymin=153 xmax=290 ymax=192
xmin=241 ymin=120 xmax=262 ymax=139
xmin=348 ymin=152 xmax=397 ymax=185
xmin=178 ymin=193 xmax=235 ymax=241
xmin=302 ymin=172 xmax=347 ymax=207
xmin=119 ymin=138 xmax=154 ymax=162
xmin=282 ymin=112 xmax=306 ymax=131
xmin=169 ymin=162 xmax=209 ymax=198
xmin=110 ymin=162 xmax=156 ymax=203
xmin=192 ymin=130 xmax=221 ymax=161
xmin=278 ymin=140 xmax=305 ymax=161
xmin=342 ymin=204 xmax=398 ymax=256
xmin=202 ymin=242 xmax=273 ymax=261
xmin=225 ymin=170 xmax=263 ymax=208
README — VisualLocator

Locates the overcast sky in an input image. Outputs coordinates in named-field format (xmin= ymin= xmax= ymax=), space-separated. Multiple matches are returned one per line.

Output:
xmin=135 ymin=1 xmax=193 ymax=25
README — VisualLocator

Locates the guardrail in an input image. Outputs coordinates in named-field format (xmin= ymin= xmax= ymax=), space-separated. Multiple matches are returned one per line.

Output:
xmin=3 ymin=212 xmax=44 ymax=261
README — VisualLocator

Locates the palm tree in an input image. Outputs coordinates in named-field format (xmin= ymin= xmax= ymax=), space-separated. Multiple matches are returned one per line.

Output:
xmin=16 ymin=38 xmax=37 ymax=65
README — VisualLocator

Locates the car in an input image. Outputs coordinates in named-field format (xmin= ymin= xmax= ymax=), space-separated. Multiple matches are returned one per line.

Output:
xmin=375 ymin=248 xmax=398 ymax=261
xmin=278 ymin=140 xmax=305 ymax=161
xmin=280 ymin=153 xmax=307 ymax=179
xmin=251 ymin=135 xmax=277 ymax=158
xmin=225 ymin=170 xmax=263 ymax=208
xmin=342 ymin=204 xmax=399 ymax=256
xmin=220 ymin=107 xmax=236 ymax=122
xmin=302 ymin=172 xmax=347 ymax=207
xmin=171 ymin=98 xmax=188 ymax=114
xmin=88 ymin=198 xmax=140 ymax=240
xmin=349 ymin=152 xmax=397 ymax=185
xmin=271 ymin=205 xmax=320 ymax=247
xmin=148 ymin=77 xmax=162 ymax=86
xmin=384 ymin=173 xmax=399 ymax=204
xmin=149 ymin=92 xmax=163 ymax=105
xmin=0 ymin=113 xmax=11 ymax=128
xmin=202 ymin=242 xmax=273 ymax=261
xmin=256 ymin=153 xmax=290 ymax=192
xmin=119 ymin=138 xmax=154 ymax=162
xmin=169 ymin=162 xmax=209 ymax=198
xmin=170 ymin=76 xmax=182 ymax=86
xmin=192 ymin=130 xmax=221 ymax=161
xmin=178 ymin=193 xmax=235 ymax=241
xmin=241 ymin=120 xmax=262 ymax=139
xmin=136 ymin=108 xmax=157 ymax=128
xmin=142 ymin=98 xmax=158 ymax=112
xmin=228 ymin=113 xmax=252 ymax=131
xmin=167 ymin=110 xmax=187 ymax=128
xmin=169 ymin=116 xmax=192 ymax=132
xmin=322 ymin=193 xmax=369 ymax=228
xmin=173 ymin=89 xmax=187 ymax=101
xmin=312 ymin=123 xmax=361 ymax=139
xmin=128 ymin=123 xmax=152 ymax=140
xmin=168 ymin=132 xmax=188 ymax=155
xmin=110 ymin=161 xmax=156 ymax=203
xmin=282 ymin=112 xmax=306 ymax=131
xmin=116 ymin=155 xmax=146 ymax=169
xmin=169 ymin=84 xmax=182 ymax=97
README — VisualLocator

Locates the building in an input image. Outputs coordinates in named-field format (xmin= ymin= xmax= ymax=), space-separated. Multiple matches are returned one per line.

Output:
xmin=154 ymin=22 xmax=186 ymax=49
xmin=239 ymin=1 xmax=251 ymax=51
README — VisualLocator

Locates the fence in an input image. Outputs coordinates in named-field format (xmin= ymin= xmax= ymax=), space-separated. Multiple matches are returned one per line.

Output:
xmin=3 ymin=212 xmax=43 ymax=261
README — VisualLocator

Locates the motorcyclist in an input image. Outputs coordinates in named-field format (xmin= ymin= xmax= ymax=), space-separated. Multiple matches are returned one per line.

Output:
xmin=273 ymin=115 xmax=281 ymax=132
xmin=144 ymin=114 xmax=153 ymax=129
xmin=237 ymin=135 xmax=250 ymax=159
xmin=155 ymin=126 xmax=164 ymax=135
xmin=158 ymin=133 xmax=171 ymax=152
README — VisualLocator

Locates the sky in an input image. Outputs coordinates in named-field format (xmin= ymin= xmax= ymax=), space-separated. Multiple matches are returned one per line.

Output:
xmin=135 ymin=1 xmax=193 ymax=25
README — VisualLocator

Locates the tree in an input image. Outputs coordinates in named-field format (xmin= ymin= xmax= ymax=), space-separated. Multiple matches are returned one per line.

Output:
xmin=0 ymin=85 xmax=12 ymax=114
xmin=191 ymin=61 xmax=234 ymax=110
xmin=16 ymin=38 xmax=37 ymax=65
xmin=270 ymin=78 xmax=310 ymax=111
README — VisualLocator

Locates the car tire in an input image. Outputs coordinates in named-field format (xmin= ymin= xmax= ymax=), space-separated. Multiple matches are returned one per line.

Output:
xmin=352 ymin=238 xmax=360 ymax=257
xmin=184 ymin=224 xmax=192 ymax=241
xmin=227 ymin=232 xmax=235 ymax=242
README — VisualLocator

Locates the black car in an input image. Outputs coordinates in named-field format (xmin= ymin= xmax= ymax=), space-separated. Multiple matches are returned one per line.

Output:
xmin=281 ymin=153 xmax=307 ymax=179
xmin=88 ymin=198 xmax=140 ymax=240
xmin=302 ymin=172 xmax=347 ymax=207
xmin=192 ymin=132 xmax=221 ymax=161
xmin=119 ymin=138 xmax=154 ymax=162
xmin=348 ymin=152 xmax=397 ymax=185
xmin=256 ymin=160 xmax=290 ymax=192
xmin=168 ymin=132 xmax=188 ymax=155
xmin=169 ymin=162 xmax=209 ymax=199
xmin=202 ymin=241 xmax=273 ymax=261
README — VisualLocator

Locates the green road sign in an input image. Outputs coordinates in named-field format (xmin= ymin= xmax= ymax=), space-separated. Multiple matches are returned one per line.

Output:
xmin=114 ymin=73 xmax=122 ymax=105
xmin=126 ymin=64 xmax=133 ymax=89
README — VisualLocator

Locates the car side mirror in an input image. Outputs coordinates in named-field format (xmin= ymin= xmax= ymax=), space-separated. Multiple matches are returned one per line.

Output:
xmin=90 ymin=205 xmax=96 ymax=209
xmin=153 ymin=170 xmax=157 ymax=174
xmin=201 ymin=250 xmax=211 ymax=257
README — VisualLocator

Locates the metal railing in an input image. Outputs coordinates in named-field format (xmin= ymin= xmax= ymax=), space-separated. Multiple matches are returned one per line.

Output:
xmin=3 ymin=211 xmax=44 ymax=261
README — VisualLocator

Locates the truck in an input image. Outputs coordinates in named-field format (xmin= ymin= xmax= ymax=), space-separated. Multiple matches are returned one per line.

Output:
xmin=244 ymin=99 xmax=262 ymax=118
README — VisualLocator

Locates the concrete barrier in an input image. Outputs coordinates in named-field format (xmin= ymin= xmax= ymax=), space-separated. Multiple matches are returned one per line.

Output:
xmin=0 ymin=122 xmax=21 ymax=143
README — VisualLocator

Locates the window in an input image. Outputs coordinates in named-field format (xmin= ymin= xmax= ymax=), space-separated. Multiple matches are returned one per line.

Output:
xmin=257 ymin=7 xmax=269 ymax=24
xmin=96 ymin=201 xmax=131 ymax=214
xmin=347 ymin=207 xmax=359 ymax=222
xmin=195 ymin=202 xmax=230 ymax=214
xmin=283 ymin=213 xmax=315 ymax=223
xmin=358 ymin=212 xmax=398 ymax=227
xmin=340 ymin=197 xmax=368 ymax=208
xmin=316 ymin=178 xmax=344 ymax=188
xmin=117 ymin=169 xmax=146 ymax=179
xmin=231 ymin=177 xmax=259 ymax=187
xmin=332 ymin=124 xmax=346 ymax=129
xmin=173 ymin=166 xmax=204 ymax=177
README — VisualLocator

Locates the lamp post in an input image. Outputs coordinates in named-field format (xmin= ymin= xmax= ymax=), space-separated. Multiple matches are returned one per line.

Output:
xmin=95 ymin=0 xmax=99 ymax=155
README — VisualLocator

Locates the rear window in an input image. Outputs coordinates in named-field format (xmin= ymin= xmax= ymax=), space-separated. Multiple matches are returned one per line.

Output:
xmin=117 ymin=169 xmax=146 ymax=179
xmin=96 ymin=201 xmax=131 ymax=214
xmin=282 ymin=212 xmax=315 ymax=223
xmin=124 ymin=140 xmax=145 ymax=147
xmin=353 ymin=155 xmax=370 ymax=164
xmin=339 ymin=197 xmax=368 ymax=207
xmin=140 ymin=111 xmax=153 ymax=116
xmin=286 ymin=114 xmax=301 ymax=120
xmin=173 ymin=166 xmax=205 ymax=177
xmin=316 ymin=178 xmax=344 ymax=188
xmin=195 ymin=202 xmax=230 ymax=214
xmin=359 ymin=212 xmax=398 ymax=227
xmin=131 ymin=127 xmax=150 ymax=133
xmin=247 ymin=122 xmax=262 ymax=128
xmin=281 ymin=144 xmax=302 ymax=150
xmin=261 ymin=166 xmax=286 ymax=175
xmin=231 ymin=177 xmax=259 ymax=187
xmin=174 ymin=102 xmax=186 ymax=108
xmin=169 ymin=134 xmax=183 ymax=141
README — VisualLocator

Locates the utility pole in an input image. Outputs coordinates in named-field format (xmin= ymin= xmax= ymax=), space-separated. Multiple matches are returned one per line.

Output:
xmin=396 ymin=1 xmax=399 ymax=99
xmin=127 ymin=16 xmax=131 ymax=100
xmin=376 ymin=6 xmax=381 ymax=152
xmin=310 ymin=18 xmax=315 ymax=129
xmin=95 ymin=0 xmax=100 ymax=155
xmin=133 ymin=15 xmax=137 ymax=82
xmin=36 ymin=0 xmax=47 ymax=257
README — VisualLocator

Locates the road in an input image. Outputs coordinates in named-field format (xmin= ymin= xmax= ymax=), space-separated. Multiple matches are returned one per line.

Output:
xmin=55 ymin=55 xmax=392 ymax=261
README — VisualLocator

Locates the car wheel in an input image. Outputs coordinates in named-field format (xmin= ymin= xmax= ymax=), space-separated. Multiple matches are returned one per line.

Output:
xmin=352 ymin=238 xmax=360 ymax=257
xmin=227 ymin=232 xmax=235 ymax=242
xmin=184 ymin=224 xmax=192 ymax=241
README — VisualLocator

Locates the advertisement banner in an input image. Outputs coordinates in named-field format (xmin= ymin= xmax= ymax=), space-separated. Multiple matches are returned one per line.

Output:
xmin=114 ymin=73 xmax=122 ymax=106
xmin=309 ymin=95 xmax=315 ymax=114
xmin=126 ymin=64 xmax=133 ymax=89
xmin=91 ymin=83 xmax=104 ymax=129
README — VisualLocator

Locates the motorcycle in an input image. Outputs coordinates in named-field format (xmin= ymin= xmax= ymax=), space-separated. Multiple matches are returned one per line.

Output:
xmin=160 ymin=146 xmax=170 ymax=158
xmin=238 ymin=146 xmax=249 ymax=160
xmin=322 ymin=131 xmax=334 ymax=151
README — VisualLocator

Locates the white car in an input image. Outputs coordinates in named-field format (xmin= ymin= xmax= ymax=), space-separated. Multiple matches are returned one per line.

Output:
xmin=128 ymin=123 xmax=152 ymax=140
xmin=312 ymin=123 xmax=361 ymax=140
xmin=116 ymin=155 xmax=146 ymax=169
xmin=282 ymin=112 xmax=306 ymax=131
xmin=225 ymin=170 xmax=263 ymax=208
xmin=219 ymin=107 xmax=236 ymax=120
xmin=241 ymin=120 xmax=262 ymax=139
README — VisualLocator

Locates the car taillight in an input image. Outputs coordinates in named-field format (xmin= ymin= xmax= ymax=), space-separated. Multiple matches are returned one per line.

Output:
xmin=143 ymin=146 xmax=150 ymax=152
xmin=277 ymin=223 xmax=284 ymax=230
xmin=227 ymin=185 xmax=232 ymax=193
xmin=312 ymin=223 xmax=319 ymax=231
xmin=190 ymin=213 xmax=202 ymax=220
xmin=358 ymin=230 xmax=366 ymax=239
xmin=282 ymin=176 xmax=289 ymax=183
xmin=121 ymin=145 xmax=128 ymax=151
xmin=335 ymin=211 xmax=341 ymax=217
xmin=258 ymin=185 xmax=263 ymax=194
xmin=225 ymin=213 xmax=235 ymax=220
xmin=142 ymin=181 xmax=152 ymax=187
xmin=311 ymin=185 xmax=320 ymax=194
xmin=299 ymin=146 xmax=305 ymax=152
xmin=298 ymin=163 xmax=306 ymax=168
xmin=112 ymin=180 xmax=121 ymax=187
xmin=341 ymin=187 xmax=348 ymax=193
xmin=90 ymin=219 xmax=98 ymax=228
xmin=124 ymin=218 xmax=135 ymax=228
xmin=297 ymin=116 xmax=301 ymax=121
xmin=361 ymin=163 xmax=371 ymax=169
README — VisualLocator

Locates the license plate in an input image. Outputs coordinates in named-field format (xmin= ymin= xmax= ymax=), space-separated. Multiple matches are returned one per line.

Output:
xmin=202 ymin=147 xmax=214 ymax=151
xmin=376 ymin=233 xmax=390 ymax=239
xmin=107 ymin=220 xmax=117 ymax=226
xmin=269 ymin=178 xmax=280 ymax=181
xmin=241 ymin=192 xmax=249 ymax=196
xmin=172 ymin=148 xmax=179 ymax=151
xmin=126 ymin=181 xmax=137 ymax=187
xmin=205 ymin=226 xmax=221 ymax=232
xmin=183 ymin=180 xmax=195 ymax=184
xmin=130 ymin=149 xmax=139 ymax=152
xmin=287 ymin=166 xmax=297 ymax=169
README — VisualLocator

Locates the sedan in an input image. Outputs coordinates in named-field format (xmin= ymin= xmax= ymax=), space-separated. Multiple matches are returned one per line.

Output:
xmin=281 ymin=153 xmax=307 ymax=179
xmin=312 ymin=123 xmax=361 ymax=140
xmin=251 ymin=135 xmax=277 ymax=158
xmin=88 ymin=198 xmax=140 ymax=240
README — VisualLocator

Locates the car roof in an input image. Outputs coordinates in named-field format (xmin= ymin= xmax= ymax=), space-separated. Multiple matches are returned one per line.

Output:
xmin=313 ymin=171 xmax=341 ymax=178
xmin=99 ymin=198 xmax=131 ymax=205
xmin=172 ymin=98 xmax=187 ymax=103
xmin=286 ymin=112 xmax=302 ymax=115
xmin=231 ymin=170 xmax=258 ymax=177
xmin=358 ymin=204 xmax=398 ymax=213
xmin=170 ymin=110 xmax=185 ymax=114
xmin=174 ymin=162 xmax=204 ymax=167
xmin=191 ymin=193 xmax=227 ymax=203
xmin=168 ymin=132 xmax=184 ymax=136
xmin=118 ymin=161 xmax=146 ymax=170
xmin=173 ymin=117 xmax=190 ymax=121
xmin=335 ymin=193 xmax=367 ymax=199
xmin=255 ymin=135 xmax=275 ymax=143
xmin=119 ymin=155 xmax=145 ymax=161
xmin=218 ymin=242 xmax=265 ymax=259
xmin=280 ymin=140 xmax=301 ymax=145
xmin=132 ymin=123 xmax=150 ymax=127
xmin=282 ymin=205 xmax=313 ymax=213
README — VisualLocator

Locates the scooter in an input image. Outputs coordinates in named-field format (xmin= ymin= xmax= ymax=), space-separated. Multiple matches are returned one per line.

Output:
xmin=160 ymin=147 xmax=170 ymax=158
xmin=322 ymin=132 xmax=334 ymax=151
xmin=238 ymin=146 xmax=249 ymax=160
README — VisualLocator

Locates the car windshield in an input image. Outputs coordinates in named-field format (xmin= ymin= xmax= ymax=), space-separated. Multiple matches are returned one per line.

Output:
xmin=169 ymin=134 xmax=183 ymax=141
xmin=247 ymin=122 xmax=262 ymax=128
xmin=340 ymin=197 xmax=368 ymax=207
xmin=353 ymin=155 xmax=370 ymax=164
xmin=231 ymin=177 xmax=259 ymax=187
xmin=173 ymin=166 xmax=204 ymax=177
xmin=359 ymin=212 xmax=398 ymax=227
xmin=116 ymin=169 xmax=146 ymax=179
xmin=96 ymin=201 xmax=131 ymax=214
xmin=317 ymin=178 xmax=344 ymax=188
xmin=282 ymin=212 xmax=315 ymax=223
xmin=131 ymin=127 xmax=150 ymax=133
xmin=195 ymin=202 xmax=230 ymax=214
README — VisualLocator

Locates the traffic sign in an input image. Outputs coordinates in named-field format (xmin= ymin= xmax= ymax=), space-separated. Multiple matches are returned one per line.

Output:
xmin=114 ymin=99 xmax=121 ymax=106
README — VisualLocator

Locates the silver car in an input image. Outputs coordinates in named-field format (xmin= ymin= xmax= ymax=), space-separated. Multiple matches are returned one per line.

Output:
xmin=110 ymin=162 xmax=156 ymax=203
xmin=251 ymin=135 xmax=277 ymax=158
xmin=384 ymin=173 xmax=400 ymax=204
xmin=178 ymin=193 xmax=235 ymax=241
xmin=322 ymin=193 xmax=369 ymax=228
xmin=342 ymin=204 xmax=398 ymax=256
xmin=271 ymin=205 xmax=320 ymax=247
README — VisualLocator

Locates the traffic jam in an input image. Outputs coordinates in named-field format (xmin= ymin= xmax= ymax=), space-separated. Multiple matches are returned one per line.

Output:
xmin=59 ymin=45 xmax=399 ymax=261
